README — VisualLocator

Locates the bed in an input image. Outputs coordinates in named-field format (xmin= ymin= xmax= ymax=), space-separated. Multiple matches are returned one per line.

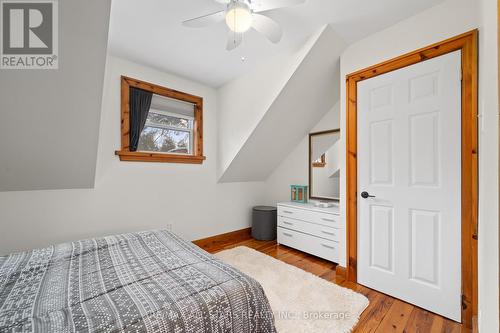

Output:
xmin=0 ymin=230 xmax=276 ymax=332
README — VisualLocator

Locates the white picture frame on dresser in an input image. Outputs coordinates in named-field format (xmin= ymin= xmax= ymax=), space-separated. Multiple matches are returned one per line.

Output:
xmin=277 ymin=202 xmax=340 ymax=263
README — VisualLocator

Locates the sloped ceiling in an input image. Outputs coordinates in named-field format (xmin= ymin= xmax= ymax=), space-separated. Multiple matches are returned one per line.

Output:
xmin=0 ymin=0 xmax=448 ymax=191
xmin=0 ymin=0 xmax=111 ymax=191
xmin=109 ymin=0 xmax=445 ymax=87
xmin=218 ymin=25 xmax=346 ymax=182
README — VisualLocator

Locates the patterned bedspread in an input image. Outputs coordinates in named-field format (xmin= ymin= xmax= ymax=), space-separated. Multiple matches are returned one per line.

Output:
xmin=0 ymin=230 xmax=276 ymax=333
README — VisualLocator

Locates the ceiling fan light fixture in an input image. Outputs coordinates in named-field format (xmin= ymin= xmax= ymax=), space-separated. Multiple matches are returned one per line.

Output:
xmin=225 ymin=2 xmax=253 ymax=33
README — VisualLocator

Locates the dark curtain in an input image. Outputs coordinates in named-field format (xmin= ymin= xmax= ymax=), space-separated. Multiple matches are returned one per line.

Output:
xmin=129 ymin=87 xmax=153 ymax=152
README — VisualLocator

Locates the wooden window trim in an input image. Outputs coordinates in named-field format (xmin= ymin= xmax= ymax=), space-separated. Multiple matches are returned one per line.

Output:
xmin=344 ymin=30 xmax=478 ymax=328
xmin=115 ymin=76 xmax=206 ymax=164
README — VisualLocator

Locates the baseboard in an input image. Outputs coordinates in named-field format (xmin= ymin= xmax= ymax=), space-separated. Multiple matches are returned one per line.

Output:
xmin=192 ymin=228 xmax=252 ymax=251
xmin=335 ymin=265 xmax=346 ymax=278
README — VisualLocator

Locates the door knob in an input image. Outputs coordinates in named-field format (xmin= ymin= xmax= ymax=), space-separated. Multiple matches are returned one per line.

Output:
xmin=361 ymin=191 xmax=375 ymax=199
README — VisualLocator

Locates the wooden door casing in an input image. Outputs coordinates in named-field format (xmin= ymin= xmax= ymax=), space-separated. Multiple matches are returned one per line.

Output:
xmin=345 ymin=30 xmax=478 ymax=328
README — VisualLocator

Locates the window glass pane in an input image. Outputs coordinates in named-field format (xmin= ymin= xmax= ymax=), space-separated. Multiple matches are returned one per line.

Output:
xmin=147 ymin=111 xmax=191 ymax=129
xmin=138 ymin=127 xmax=191 ymax=154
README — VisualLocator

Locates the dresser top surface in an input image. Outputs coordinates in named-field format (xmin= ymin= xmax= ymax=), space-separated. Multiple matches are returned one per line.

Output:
xmin=278 ymin=202 xmax=340 ymax=215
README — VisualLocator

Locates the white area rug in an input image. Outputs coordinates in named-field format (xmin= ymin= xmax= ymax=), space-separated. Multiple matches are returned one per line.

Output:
xmin=215 ymin=246 xmax=369 ymax=333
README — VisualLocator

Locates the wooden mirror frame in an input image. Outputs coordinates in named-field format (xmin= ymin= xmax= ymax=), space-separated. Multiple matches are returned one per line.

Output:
xmin=309 ymin=129 xmax=341 ymax=201
xmin=115 ymin=76 xmax=206 ymax=164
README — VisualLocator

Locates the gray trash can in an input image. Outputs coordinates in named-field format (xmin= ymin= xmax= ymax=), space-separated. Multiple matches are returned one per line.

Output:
xmin=252 ymin=206 xmax=277 ymax=241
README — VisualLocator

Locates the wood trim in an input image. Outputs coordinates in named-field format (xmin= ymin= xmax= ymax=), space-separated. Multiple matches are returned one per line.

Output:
xmin=335 ymin=265 xmax=346 ymax=279
xmin=115 ymin=151 xmax=206 ymax=164
xmin=192 ymin=228 xmax=252 ymax=251
xmin=309 ymin=129 xmax=341 ymax=201
xmin=345 ymin=30 xmax=478 ymax=328
xmin=116 ymin=76 xmax=205 ymax=163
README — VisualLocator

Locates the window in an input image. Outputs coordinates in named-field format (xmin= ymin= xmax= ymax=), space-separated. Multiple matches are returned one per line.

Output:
xmin=137 ymin=95 xmax=195 ymax=155
xmin=116 ymin=76 xmax=205 ymax=164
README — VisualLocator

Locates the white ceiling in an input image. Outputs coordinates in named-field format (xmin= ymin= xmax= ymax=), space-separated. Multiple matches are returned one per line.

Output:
xmin=108 ymin=0 xmax=445 ymax=87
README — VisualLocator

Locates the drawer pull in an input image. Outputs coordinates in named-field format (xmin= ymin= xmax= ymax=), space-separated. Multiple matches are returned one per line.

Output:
xmin=283 ymin=221 xmax=294 ymax=226
xmin=283 ymin=210 xmax=294 ymax=214
xmin=283 ymin=232 xmax=293 ymax=237
xmin=321 ymin=244 xmax=336 ymax=250
xmin=321 ymin=230 xmax=336 ymax=236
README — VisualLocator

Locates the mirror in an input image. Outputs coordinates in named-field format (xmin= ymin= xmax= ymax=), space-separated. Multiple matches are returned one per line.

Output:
xmin=309 ymin=129 xmax=341 ymax=201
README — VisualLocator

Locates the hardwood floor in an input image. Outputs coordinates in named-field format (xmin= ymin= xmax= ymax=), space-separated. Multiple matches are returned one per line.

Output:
xmin=201 ymin=238 xmax=466 ymax=333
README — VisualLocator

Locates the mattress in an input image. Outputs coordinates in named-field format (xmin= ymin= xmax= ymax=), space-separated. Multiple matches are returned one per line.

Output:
xmin=0 ymin=230 xmax=276 ymax=332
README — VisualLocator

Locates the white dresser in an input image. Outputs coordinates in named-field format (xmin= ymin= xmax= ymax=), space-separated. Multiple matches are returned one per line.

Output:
xmin=277 ymin=202 xmax=340 ymax=263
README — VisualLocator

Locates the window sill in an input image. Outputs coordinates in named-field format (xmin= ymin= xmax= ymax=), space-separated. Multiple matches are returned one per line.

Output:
xmin=115 ymin=150 xmax=206 ymax=164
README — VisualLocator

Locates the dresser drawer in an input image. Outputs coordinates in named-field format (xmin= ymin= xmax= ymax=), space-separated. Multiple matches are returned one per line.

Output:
xmin=278 ymin=216 xmax=339 ymax=241
xmin=277 ymin=227 xmax=339 ymax=262
xmin=278 ymin=206 xmax=339 ymax=228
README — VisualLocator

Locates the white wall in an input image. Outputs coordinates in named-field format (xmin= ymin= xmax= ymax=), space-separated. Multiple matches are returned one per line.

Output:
xmin=478 ymin=0 xmax=499 ymax=330
xmin=0 ymin=56 xmax=266 ymax=255
xmin=216 ymin=28 xmax=323 ymax=179
xmin=338 ymin=0 xmax=498 ymax=330
xmin=0 ymin=0 xmax=111 ymax=191
xmin=217 ymin=26 xmax=346 ymax=182
xmin=264 ymin=103 xmax=340 ymax=199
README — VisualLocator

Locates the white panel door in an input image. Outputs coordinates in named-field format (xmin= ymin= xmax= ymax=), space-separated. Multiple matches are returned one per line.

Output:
xmin=357 ymin=51 xmax=462 ymax=321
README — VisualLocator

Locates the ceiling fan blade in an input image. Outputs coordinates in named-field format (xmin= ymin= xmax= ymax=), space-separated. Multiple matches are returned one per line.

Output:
xmin=182 ymin=10 xmax=225 ymax=28
xmin=226 ymin=31 xmax=243 ymax=51
xmin=253 ymin=0 xmax=305 ymax=12
xmin=251 ymin=14 xmax=283 ymax=44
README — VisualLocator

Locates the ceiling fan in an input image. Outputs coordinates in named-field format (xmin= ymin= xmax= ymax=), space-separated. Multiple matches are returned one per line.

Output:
xmin=182 ymin=0 xmax=306 ymax=51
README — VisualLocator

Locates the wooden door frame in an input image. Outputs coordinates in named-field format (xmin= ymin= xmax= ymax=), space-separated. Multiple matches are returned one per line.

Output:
xmin=345 ymin=30 xmax=478 ymax=328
